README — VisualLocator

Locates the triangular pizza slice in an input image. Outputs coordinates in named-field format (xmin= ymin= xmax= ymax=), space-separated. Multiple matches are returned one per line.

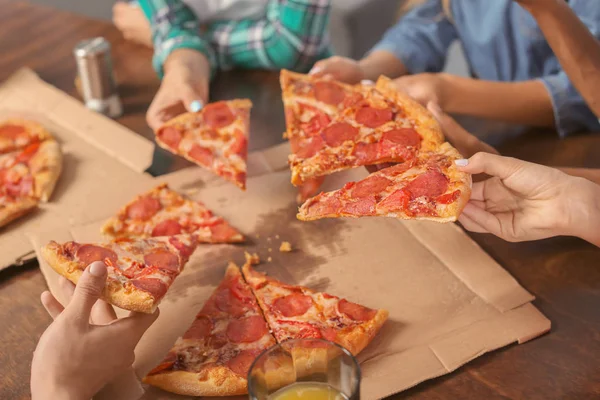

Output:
xmin=156 ymin=100 xmax=251 ymax=190
xmin=241 ymin=253 xmax=388 ymax=356
xmin=298 ymin=143 xmax=471 ymax=222
xmin=280 ymin=70 xmax=444 ymax=186
xmin=102 ymin=183 xmax=243 ymax=243
xmin=41 ymin=235 xmax=198 ymax=313
xmin=144 ymin=263 xmax=276 ymax=396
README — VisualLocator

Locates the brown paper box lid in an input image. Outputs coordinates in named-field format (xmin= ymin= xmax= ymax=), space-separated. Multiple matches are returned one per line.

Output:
xmin=28 ymin=145 xmax=550 ymax=400
xmin=0 ymin=68 xmax=156 ymax=269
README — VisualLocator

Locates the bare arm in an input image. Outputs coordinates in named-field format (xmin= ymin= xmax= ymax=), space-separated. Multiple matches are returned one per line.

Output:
xmin=519 ymin=0 xmax=600 ymax=118
xmin=442 ymin=75 xmax=555 ymax=127
xmin=358 ymin=51 xmax=408 ymax=81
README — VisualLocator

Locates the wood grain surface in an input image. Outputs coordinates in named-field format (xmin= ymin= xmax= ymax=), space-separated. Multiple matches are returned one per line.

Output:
xmin=0 ymin=1 xmax=599 ymax=399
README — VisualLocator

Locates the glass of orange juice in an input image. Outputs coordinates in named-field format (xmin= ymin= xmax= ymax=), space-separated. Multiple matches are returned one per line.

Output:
xmin=247 ymin=339 xmax=360 ymax=400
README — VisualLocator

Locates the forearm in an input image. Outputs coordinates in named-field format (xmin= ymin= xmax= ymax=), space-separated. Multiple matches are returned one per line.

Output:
xmin=443 ymin=75 xmax=555 ymax=127
xmin=525 ymin=1 xmax=600 ymax=118
xmin=358 ymin=51 xmax=408 ymax=81
xmin=138 ymin=0 xmax=216 ymax=77
xmin=557 ymin=167 xmax=600 ymax=186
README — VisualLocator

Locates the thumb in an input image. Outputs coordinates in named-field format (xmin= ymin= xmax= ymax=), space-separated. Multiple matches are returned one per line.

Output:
xmin=181 ymin=86 xmax=206 ymax=113
xmin=66 ymin=262 xmax=107 ymax=325
xmin=457 ymin=152 xmax=522 ymax=180
xmin=111 ymin=309 xmax=160 ymax=346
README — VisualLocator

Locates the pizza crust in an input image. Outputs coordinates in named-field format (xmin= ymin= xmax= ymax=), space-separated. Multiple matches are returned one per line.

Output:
xmin=337 ymin=309 xmax=389 ymax=356
xmin=41 ymin=242 xmax=157 ymax=314
xmin=0 ymin=197 xmax=38 ymax=228
xmin=143 ymin=367 xmax=247 ymax=397
xmin=30 ymin=139 xmax=63 ymax=202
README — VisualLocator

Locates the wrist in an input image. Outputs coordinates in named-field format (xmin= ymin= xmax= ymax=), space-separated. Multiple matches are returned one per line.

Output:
xmin=521 ymin=0 xmax=563 ymax=18
xmin=164 ymin=49 xmax=210 ymax=78
xmin=561 ymin=179 xmax=600 ymax=246
xmin=32 ymin=383 xmax=85 ymax=400
xmin=437 ymin=73 xmax=458 ymax=111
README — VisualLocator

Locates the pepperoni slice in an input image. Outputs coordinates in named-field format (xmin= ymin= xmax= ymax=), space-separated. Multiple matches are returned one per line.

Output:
xmin=377 ymin=189 xmax=410 ymax=212
xmin=144 ymin=249 xmax=179 ymax=272
xmin=228 ymin=132 xmax=247 ymax=156
xmin=147 ymin=352 xmax=177 ymax=375
xmin=295 ymin=136 xmax=324 ymax=159
xmin=227 ymin=350 xmax=260 ymax=376
xmin=314 ymin=81 xmax=346 ymax=105
xmin=381 ymin=128 xmax=421 ymax=148
xmin=0 ymin=124 xmax=26 ymax=139
xmin=131 ymin=278 xmax=168 ymax=299
xmin=405 ymin=170 xmax=449 ymax=198
xmin=272 ymin=293 xmax=312 ymax=317
xmin=157 ymin=127 xmax=183 ymax=149
xmin=355 ymin=106 xmax=393 ymax=128
xmin=16 ymin=142 xmax=41 ymax=163
xmin=168 ymin=236 xmax=196 ymax=259
xmin=209 ymin=222 xmax=240 ymax=242
xmin=127 ymin=196 xmax=162 ymax=221
xmin=75 ymin=245 xmax=118 ymax=266
xmin=341 ymin=196 xmax=376 ymax=216
xmin=351 ymin=175 xmax=392 ymax=198
xmin=342 ymin=92 xmax=366 ymax=109
xmin=5 ymin=176 xmax=34 ymax=197
xmin=436 ymin=190 xmax=461 ymax=204
xmin=353 ymin=142 xmax=380 ymax=165
xmin=303 ymin=195 xmax=342 ymax=218
xmin=226 ymin=315 xmax=268 ymax=343
xmin=189 ymin=144 xmax=214 ymax=167
xmin=151 ymin=219 xmax=182 ymax=237
xmin=203 ymin=103 xmax=235 ymax=128
xmin=338 ymin=299 xmax=377 ymax=321
xmin=322 ymin=123 xmax=359 ymax=147
xmin=302 ymin=112 xmax=331 ymax=137
xmin=320 ymin=327 xmax=338 ymax=342
xmin=214 ymin=287 xmax=246 ymax=317
xmin=182 ymin=316 xmax=213 ymax=339
xmin=381 ymin=162 xmax=413 ymax=177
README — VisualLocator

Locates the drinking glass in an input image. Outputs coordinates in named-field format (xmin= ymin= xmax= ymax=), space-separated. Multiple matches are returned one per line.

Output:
xmin=248 ymin=339 xmax=361 ymax=400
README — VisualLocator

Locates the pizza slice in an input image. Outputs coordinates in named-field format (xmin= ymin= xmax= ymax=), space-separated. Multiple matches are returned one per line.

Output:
xmin=0 ymin=139 xmax=62 ymax=227
xmin=0 ymin=119 xmax=51 ymax=154
xmin=144 ymin=263 xmax=276 ymax=396
xmin=102 ymin=183 xmax=243 ymax=243
xmin=298 ymin=143 xmax=471 ymax=222
xmin=242 ymin=253 xmax=388 ymax=356
xmin=280 ymin=70 xmax=444 ymax=186
xmin=156 ymin=100 xmax=251 ymax=190
xmin=41 ymin=235 xmax=198 ymax=313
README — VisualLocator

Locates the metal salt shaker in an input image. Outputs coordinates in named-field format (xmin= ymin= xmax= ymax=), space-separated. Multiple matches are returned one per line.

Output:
xmin=73 ymin=37 xmax=123 ymax=118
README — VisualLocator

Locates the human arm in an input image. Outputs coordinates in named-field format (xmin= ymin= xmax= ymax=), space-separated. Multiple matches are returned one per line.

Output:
xmin=310 ymin=0 xmax=455 ymax=83
xmin=206 ymin=0 xmax=332 ymax=73
xmin=456 ymin=152 xmax=600 ymax=246
xmin=516 ymin=0 xmax=600 ymax=118
xmin=31 ymin=262 xmax=158 ymax=400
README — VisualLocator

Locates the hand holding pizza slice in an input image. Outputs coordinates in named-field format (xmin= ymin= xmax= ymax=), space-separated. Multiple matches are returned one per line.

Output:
xmin=155 ymin=100 xmax=251 ymax=190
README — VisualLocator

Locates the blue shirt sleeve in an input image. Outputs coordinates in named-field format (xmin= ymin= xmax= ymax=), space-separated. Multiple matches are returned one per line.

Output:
xmin=369 ymin=1 xmax=457 ymax=74
xmin=538 ymin=0 xmax=600 ymax=137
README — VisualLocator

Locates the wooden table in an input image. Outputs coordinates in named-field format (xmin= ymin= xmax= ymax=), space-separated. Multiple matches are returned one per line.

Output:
xmin=1 ymin=2 xmax=599 ymax=399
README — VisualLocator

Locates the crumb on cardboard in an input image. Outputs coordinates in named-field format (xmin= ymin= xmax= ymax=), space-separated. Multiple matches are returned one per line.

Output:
xmin=275 ymin=234 xmax=280 ymax=239
xmin=267 ymin=237 xmax=272 ymax=242
xmin=279 ymin=241 xmax=292 ymax=252
xmin=267 ymin=256 xmax=272 ymax=262
xmin=268 ymin=248 xmax=272 ymax=253
xmin=244 ymin=252 xmax=260 ymax=265
xmin=185 ymin=188 xmax=199 ymax=196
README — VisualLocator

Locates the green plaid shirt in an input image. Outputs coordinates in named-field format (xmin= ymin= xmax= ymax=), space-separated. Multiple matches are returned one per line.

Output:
xmin=138 ymin=0 xmax=333 ymax=78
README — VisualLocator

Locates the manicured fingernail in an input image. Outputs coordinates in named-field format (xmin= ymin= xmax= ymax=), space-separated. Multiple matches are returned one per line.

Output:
xmin=361 ymin=79 xmax=374 ymax=85
xmin=309 ymin=65 xmax=322 ymax=75
xmin=190 ymin=100 xmax=203 ymax=113
xmin=455 ymin=159 xmax=469 ymax=167
xmin=88 ymin=262 xmax=106 ymax=277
